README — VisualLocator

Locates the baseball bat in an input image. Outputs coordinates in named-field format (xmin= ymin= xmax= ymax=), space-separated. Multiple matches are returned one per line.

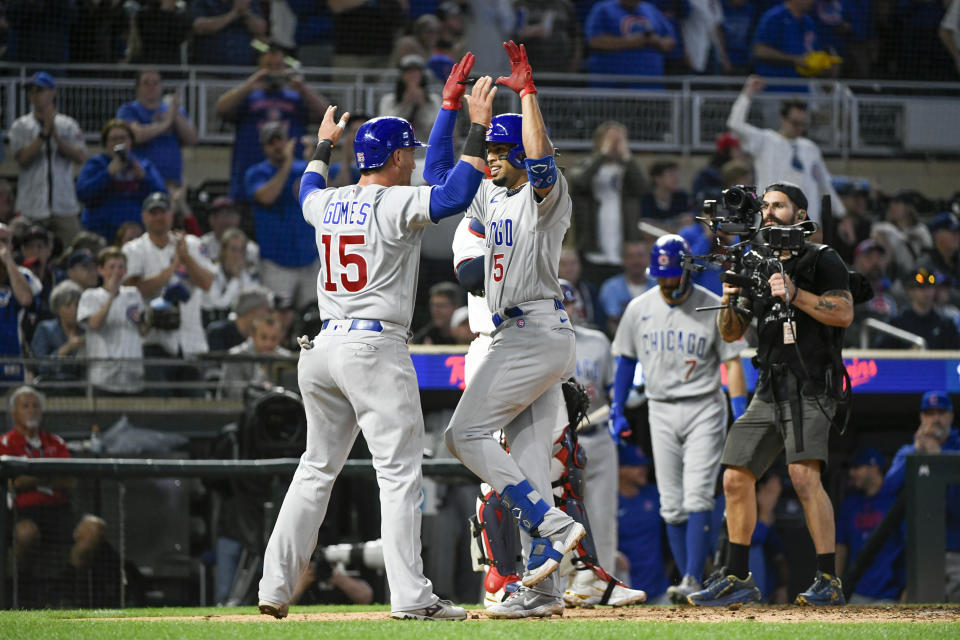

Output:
xmin=578 ymin=404 xmax=610 ymax=431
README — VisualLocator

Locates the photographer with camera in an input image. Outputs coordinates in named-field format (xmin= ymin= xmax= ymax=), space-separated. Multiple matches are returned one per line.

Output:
xmin=78 ymin=119 xmax=166 ymax=243
xmin=688 ymin=182 xmax=854 ymax=607
xmin=216 ymin=42 xmax=328 ymax=204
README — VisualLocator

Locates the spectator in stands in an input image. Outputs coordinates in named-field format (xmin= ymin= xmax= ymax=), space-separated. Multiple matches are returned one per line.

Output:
xmin=68 ymin=231 xmax=107 ymax=258
xmin=392 ymin=13 xmax=443 ymax=69
xmin=456 ymin=0 xmax=515 ymax=76
xmin=812 ymin=0 xmax=849 ymax=61
xmin=752 ymin=0 xmax=829 ymax=80
xmin=885 ymin=190 xmax=933 ymax=261
xmin=650 ymin=0 xmax=689 ymax=75
xmin=18 ymin=225 xmax=58 ymax=307
xmin=77 ymin=119 xmax=166 ymax=243
xmin=30 ymin=280 xmax=85 ymax=385
xmin=722 ymin=0 xmax=759 ymax=75
xmin=448 ymin=305 xmax=475 ymax=344
xmin=640 ymin=160 xmax=691 ymax=226
xmin=113 ymin=222 xmax=144 ymax=248
xmin=206 ymin=285 xmax=272 ymax=352
xmin=726 ymin=76 xmax=845 ymax=228
xmin=70 ymin=0 xmax=127 ymax=63
xmin=831 ymin=178 xmax=873 ymax=264
xmin=378 ymin=55 xmax=442 ymax=140
xmin=599 ymin=240 xmax=652 ymax=336
xmin=245 ymin=122 xmax=318 ymax=311
xmin=199 ymin=197 xmax=259 ymax=274
xmin=511 ymin=0 xmax=582 ymax=72
xmin=190 ymin=0 xmax=267 ymax=66
xmin=412 ymin=281 xmax=463 ymax=345
xmin=202 ymin=229 xmax=260 ymax=326
xmin=218 ymin=313 xmax=292 ymax=399
xmin=691 ymin=133 xmax=742 ymax=205
xmin=585 ymin=0 xmax=677 ymax=84
xmin=682 ymin=0 xmax=732 ymax=74
xmin=839 ymin=0 xmax=877 ymax=78
xmin=896 ymin=0 xmax=952 ymax=81
xmin=216 ymin=43 xmax=326 ymax=204
xmin=286 ymin=0 xmax=334 ymax=67
xmin=877 ymin=268 xmax=960 ymax=349
xmin=845 ymin=239 xmax=896 ymax=347
xmin=835 ymin=447 xmax=904 ymax=603
xmin=558 ymin=248 xmax=606 ymax=332
xmin=4 ymin=0 xmax=70 ymax=62
xmin=0 ymin=386 xmax=107 ymax=582
xmin=117 ymin=70 xmax=198 ymax=191
xmin=64 ymin=249 xmax=99 ymax=291
xmin=0 ymin=223 xmax=40 ymax=383
xmin=883 ymin=390 xmax=960 ymax=601
xmin=0 ymin=179 xmax=15 ymax=225
xmin=330 ymin=0 xmax=408 ymax=75
xmin=9 ymin=72 xmax=87 ymax=248
xmin=918 ymin=212 xmax=960 ymax=307
xmin=617 ymin=444 xmax=670 ymax=604
xmin=942 ymin=0 xmax=960 ymax=78
xmin=123 ymin=192 xmax=214 ymax=395
xmin=569 ymin=121 xmax=648 ymax=286
xmin=77 ymin=247 xmax=149 ymax=396
xmin=131 ymin=0 xmax=192 ymax=65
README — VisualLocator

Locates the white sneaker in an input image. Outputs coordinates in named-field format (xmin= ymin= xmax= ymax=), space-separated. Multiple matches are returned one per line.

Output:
xmin=391 ymin=599 xmax=467 ymax=621
xmin=486 ymin=586 xmax=564 ymax=619
xmin=563 ymin=570 xmax=647 ymax=608
xmin=522 ymin=518 xmax=587 ymax=588
xmin=666 ymin=575 xmax=703 ymax=605
xmin=258 ymin=600 xmax=289 ymax=619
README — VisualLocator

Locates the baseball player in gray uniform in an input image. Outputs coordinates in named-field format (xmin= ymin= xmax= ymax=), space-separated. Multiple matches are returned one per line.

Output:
xmin=430 ymin=41 xmax=585 ymax=619
xmin=257 ymin=58 xmax=496 ymax=621
xmin=611 ymin=234 xmax=747 ymax=604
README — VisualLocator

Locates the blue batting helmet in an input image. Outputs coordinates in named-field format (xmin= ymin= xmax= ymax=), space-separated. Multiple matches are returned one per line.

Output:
xmin=486 ymin=113 xmax=525 ymax=169
xmin=354 ymin=116 xmax=427 ymax=170
xmin=558 ymin=278 xmax=578 ymax=306
xmin=648 ymin=234 xmax=689 ymax=279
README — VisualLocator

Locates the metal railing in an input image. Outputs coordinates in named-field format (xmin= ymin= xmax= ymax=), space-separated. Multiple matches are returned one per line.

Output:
xmin=860 ymin=318 xmax=928 ymax=349
xmin=3 ymin=64 xmax=960 ymax=156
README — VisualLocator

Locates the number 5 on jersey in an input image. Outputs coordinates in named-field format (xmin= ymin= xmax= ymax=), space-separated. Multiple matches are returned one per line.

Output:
xmin=321 ymin=234 xmax=368 ymax=292
xmin=492 ymin=253 xmax=505 ymax=282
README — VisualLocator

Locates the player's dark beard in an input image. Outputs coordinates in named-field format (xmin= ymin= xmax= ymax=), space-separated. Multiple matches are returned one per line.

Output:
xmin=492 ymin=154 xmax=511 ymax=187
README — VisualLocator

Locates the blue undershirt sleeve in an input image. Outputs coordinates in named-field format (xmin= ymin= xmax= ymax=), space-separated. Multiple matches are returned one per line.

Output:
xmin=423 ymin=108 xmax=458 ymax=186
xmin=429 ymin=160 xmax=484 ymax=222
xmin=299 ymin=171 xmax=326 ymax=208
xmin=611 ymin=355 xmax=638 ymax=418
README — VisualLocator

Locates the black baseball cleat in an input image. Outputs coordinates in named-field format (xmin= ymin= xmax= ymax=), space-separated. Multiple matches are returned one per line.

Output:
xmin=795 ymin=571 xmax=846 ymax=606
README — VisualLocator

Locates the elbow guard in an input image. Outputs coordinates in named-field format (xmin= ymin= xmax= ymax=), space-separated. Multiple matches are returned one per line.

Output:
xmin=524 ymin=155 xmax=557 ymax=189
xmin=456 ymin=256 xmax=485 ymax=297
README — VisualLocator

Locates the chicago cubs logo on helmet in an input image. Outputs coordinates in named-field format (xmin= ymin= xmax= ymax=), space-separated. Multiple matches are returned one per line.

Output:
xmin=354 ymin=117 xmax=427 ymax=170
xmin=486 ymin=113 xmax=525 ymax=169
xmin=648 ymin=234 xmax=689 ymax=279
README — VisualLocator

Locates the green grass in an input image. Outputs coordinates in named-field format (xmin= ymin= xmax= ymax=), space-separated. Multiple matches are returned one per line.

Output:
xmin=1 ymin=606 xmax=958 ymax=640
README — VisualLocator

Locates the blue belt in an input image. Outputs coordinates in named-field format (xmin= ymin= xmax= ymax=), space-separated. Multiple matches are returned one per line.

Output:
xmin=492 ymin=299 xmax=564 ymax=328
xmin=320 ymin=319 xmax=383 ymax=332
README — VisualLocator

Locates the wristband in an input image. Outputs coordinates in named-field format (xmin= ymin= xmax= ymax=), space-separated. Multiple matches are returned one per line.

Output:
xmin=311 ymin=139 xmax=333 ymax=162
xmin=789 ymin=285 xmax=799 ymax=304
xmin=462 ymin=123 xmax=487 ymax=159
xmin=730 ymin=395 xmax=748 ymax=421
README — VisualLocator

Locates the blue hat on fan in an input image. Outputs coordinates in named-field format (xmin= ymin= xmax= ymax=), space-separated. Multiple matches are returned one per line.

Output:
xmin=26 ymin=71 xmax=56 ymax=89
xmin=851 ymin=447 xmax=885 ymax=468
xmin=921 ymin=390 xmax=953 ymax=412
xmin=618 ymin=444 xmax=651 ymax=467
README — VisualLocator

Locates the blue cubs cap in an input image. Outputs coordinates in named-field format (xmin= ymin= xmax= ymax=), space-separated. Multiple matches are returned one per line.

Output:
xmin=26 ymin=71 xmax=56 ymax=89
xmin=851 ymin=446 xmax=884 ymax=468
xmin=928 ymin=212 xmax=960 ymax=234
xmin=618 ymin=444 xmax=651 ymax=467
xmin=921 ymin=390 xmax=953 ymax=412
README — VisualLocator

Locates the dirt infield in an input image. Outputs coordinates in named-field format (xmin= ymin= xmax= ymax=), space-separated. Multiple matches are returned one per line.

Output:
xmin=106 ymin=605 xmax=960 ymax=624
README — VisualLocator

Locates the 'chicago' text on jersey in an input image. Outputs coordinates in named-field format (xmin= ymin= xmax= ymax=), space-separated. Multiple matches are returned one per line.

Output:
xmin=642 ymin=329 xmax=707 ymax=358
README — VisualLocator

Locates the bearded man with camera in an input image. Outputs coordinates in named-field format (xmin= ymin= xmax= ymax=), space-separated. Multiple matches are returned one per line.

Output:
xmin=687 ymin=182 xmax=855 ymax=607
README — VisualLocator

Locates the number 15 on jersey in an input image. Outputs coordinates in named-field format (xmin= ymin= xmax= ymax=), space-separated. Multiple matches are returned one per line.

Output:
xmin=320 ymin=233 xmax=368 ymax=292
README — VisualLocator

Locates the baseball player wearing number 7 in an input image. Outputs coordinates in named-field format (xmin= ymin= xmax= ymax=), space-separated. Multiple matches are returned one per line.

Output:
xmin=257 ymin=57 xmax=496 ymax=621
xmin=430 ymin=41 xmax=585 ymax=619
xmin=611 ymin=234 xmax=747 ymax=604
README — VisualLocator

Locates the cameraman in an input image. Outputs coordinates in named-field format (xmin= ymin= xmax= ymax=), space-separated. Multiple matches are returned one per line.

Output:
xmin=689 ymin=182 xmax=853 ymax=608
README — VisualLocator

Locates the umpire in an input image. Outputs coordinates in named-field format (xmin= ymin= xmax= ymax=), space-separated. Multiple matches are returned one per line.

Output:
xmin=688 ymin=182 xmax=853 ymax=607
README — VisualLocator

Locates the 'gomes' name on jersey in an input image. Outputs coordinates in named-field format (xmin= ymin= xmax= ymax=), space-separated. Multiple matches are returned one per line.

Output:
xmin=641 ymin=329 xmax=707 ymax=357
xmin=321 ymin=199 xmax=370 ymax=226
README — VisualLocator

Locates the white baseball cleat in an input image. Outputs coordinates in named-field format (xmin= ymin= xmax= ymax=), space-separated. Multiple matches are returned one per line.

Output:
xmin=486 ymin=586 xmax=564 ymax=619
xmin=666 ymin=575 xmax=702 ymax=605
xmin=563 ymin=569 xmax=647 ymax=608
xmin=391 ymin=599 xmax=467 ymax=621
xmin=258 ymin=600 xmax=289 ymax=619
xmin=522 ymin=519 xmax=587 ymax=587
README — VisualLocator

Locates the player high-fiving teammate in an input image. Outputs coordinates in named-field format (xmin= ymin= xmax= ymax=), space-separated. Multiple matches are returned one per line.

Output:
xmin=429 ymin=41 xmax=585 ymax=619
xmin=257 ymin=55 xmax=496 ymax=621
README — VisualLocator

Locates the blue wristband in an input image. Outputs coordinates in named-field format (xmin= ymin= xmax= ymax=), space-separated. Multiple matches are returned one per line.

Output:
xmin=731 ymin=395 xmax=748 ymax=421
xmin=524 ymin=155 xmax=557 ymax=189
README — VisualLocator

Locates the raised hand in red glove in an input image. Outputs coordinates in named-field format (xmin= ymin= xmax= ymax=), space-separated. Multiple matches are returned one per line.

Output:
xmin=442 ymin=52 xmax=475 ymax=111
xmin=496 ymin=40 xmax=537 ymax=98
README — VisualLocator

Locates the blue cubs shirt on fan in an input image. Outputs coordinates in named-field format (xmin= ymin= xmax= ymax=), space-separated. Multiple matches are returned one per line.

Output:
xmin=814 ymin=0 xmax=847 ymax=56
xmin=586 ymin=0 xmax=676 ymax=80
xmin=618 ymin=484 xmax=670 ymax=598
xmin=117 ymin=100 xmax=189 ymax=185
xmin=836 ymin=487 xmax=905 ymax=600
xmin=244 ymin=158 xmax=318 ymax=268
xmin=229 ymin=90 xmax=308 ymax=202
xmin=752 ymin=4 xmax=821 ymax=79
xmin=722 ymin=0 xmax=759 ymax=67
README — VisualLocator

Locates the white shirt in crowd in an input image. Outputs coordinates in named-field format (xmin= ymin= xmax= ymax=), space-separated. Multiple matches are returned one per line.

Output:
xmin=586 ymin=162 xmax=626 ymax=266
xmin=727 ymin=93 xmax=845 ymax=225
xmin=123 ymin=232 xmax=215 ymax=356
xmin=77 ymin=285 xmax=146 ymax=393
xmin=202 ymin=266 xmax=260 ymax=313
xmin=682 ymin=0 xmax=725 ymax=73
xmin=8 ymin=112 xmax=85 ymax=220
xmin=199 ymin=231 xmax=261 ymax=271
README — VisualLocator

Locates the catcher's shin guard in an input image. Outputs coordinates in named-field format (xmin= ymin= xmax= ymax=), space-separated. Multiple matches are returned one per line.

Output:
xmin=469 ymin=483 xmax=522 ymax=594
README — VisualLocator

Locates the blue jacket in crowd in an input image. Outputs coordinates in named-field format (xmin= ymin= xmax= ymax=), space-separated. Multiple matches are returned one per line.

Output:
xmin=77 ymin=153 xmax=166 ymax=241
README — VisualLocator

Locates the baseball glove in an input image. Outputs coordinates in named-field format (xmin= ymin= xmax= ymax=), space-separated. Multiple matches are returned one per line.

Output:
xmin=562 ymin=377 xmax=590 ymax=429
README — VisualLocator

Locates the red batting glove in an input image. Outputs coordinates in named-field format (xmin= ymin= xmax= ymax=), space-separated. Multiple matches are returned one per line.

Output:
xmin=496 ymin=40 xmax=537 ymax=98
xmin=441 ymin=52 xmax=475 ymax=111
